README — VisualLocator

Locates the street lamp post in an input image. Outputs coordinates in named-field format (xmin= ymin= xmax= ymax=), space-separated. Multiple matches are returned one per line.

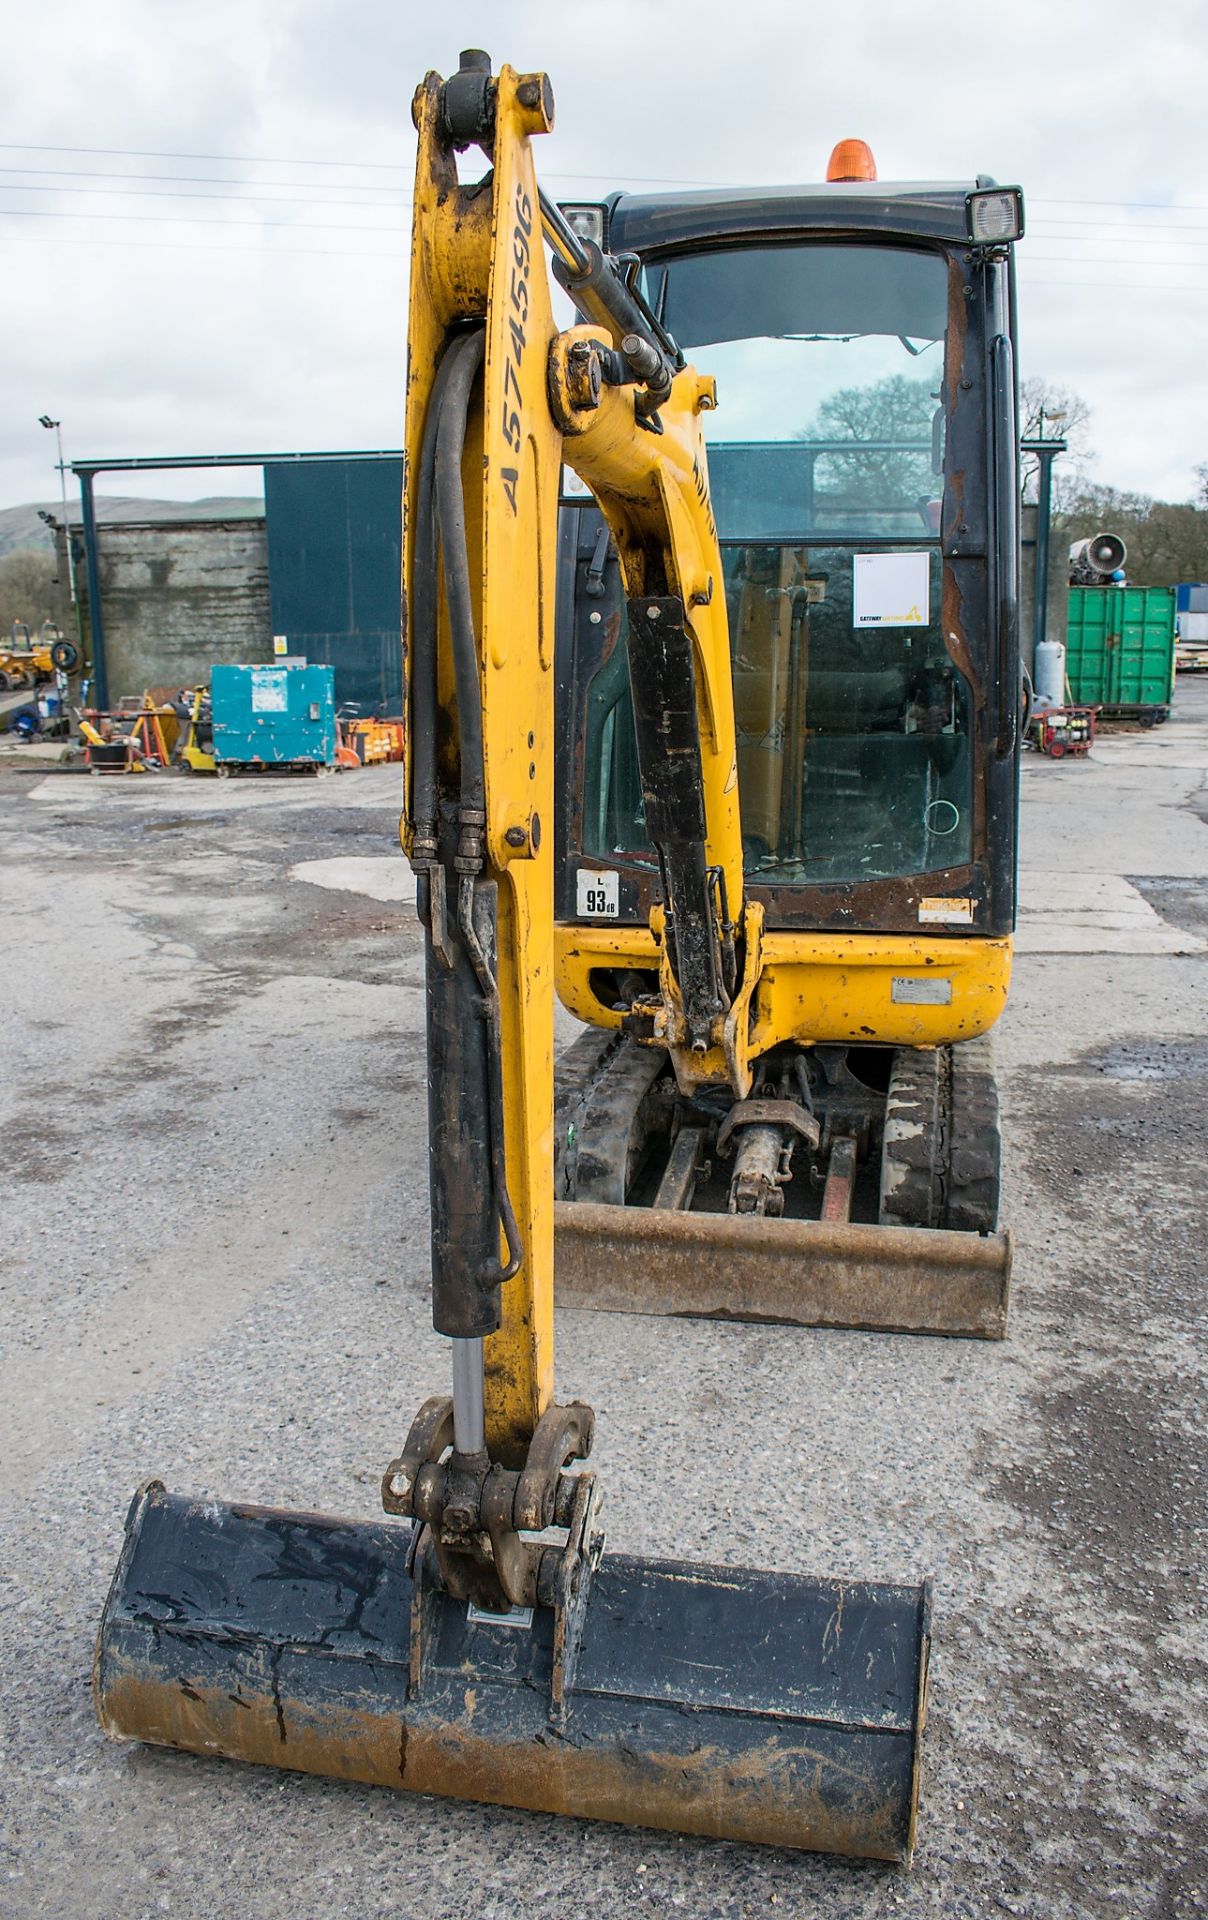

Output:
xmin=38 ymin=415 xmax=83 ymax=653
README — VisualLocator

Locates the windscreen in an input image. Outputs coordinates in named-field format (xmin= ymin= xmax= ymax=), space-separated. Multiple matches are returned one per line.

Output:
xmin=584 ymin=540 xmax=972 ymax=886
xmin=643 ymin=242 xmax=949 ymax=538
xmin=579 ymin=239 xmax=973 ymax=890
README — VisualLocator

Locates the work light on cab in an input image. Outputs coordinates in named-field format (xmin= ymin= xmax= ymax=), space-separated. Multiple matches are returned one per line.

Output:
xmin=967 ymin=186 xmax=1024 ymax=244
xmin=559 ymin=201 xmax=608 ymax=250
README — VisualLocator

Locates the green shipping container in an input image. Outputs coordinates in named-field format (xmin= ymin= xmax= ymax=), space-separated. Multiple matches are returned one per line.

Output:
xmin=1065 ymin=586 xmax=1176 ymax=716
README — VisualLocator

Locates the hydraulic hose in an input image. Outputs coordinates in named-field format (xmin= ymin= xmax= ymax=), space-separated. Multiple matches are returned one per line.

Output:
xmin=421 ymin=321 xmax=523 ymax=1295
xmin=434 ymin=326 xmax=488 ymax=824
xmin=458 ymin=874 xmax=524 ymax=1287
xmin=409 ymin=335 xmax=466 ymax=842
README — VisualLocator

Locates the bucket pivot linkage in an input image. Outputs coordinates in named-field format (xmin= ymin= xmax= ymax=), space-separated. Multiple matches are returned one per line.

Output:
xmin=381 ymin=1387 xmax=603 ymax=1721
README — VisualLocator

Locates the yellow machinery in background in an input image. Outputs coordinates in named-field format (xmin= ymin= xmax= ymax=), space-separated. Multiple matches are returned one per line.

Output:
xmin=96 ymin=49 xmax=1028 ymax=1866
xmin=0 ymin=638 xmax=53 ymax=690
xmin=0 ymin=621 xmax=80 ymax=689
xmin=79 ymin=694 xmax=180 ymax=772
xmin=173 ymin=687 xmax=216 ymax=773
xmin=339 ymin=714 xmax=405 ymax=765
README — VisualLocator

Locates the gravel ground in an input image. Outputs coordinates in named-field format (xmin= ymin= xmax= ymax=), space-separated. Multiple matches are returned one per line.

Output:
xmin=1 ymin=689 xmax=1206 ymax=1920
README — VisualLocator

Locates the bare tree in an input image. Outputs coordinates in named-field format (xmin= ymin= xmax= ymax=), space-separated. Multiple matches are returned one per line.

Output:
xmin=0 ymin=548 xmax=60 ymax=634
xmin=1059 ymin=483 xmax=1208 ymax=587
xmin=802 ymin=373 xmax=938 ymax=518
xmin=1020 ymin=379 xmax=1093 ymax=508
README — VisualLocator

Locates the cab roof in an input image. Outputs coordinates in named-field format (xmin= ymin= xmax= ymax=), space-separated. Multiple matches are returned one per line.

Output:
xmin=606 ymin=181 xmax=988 ymax=255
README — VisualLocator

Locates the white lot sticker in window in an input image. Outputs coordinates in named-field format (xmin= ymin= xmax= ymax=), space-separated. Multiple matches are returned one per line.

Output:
xmin=577 ymin=868 xmax=619 ymax=918
xmin=853 ymin=551 xmax=930 ymax=628
xmin=251 ymin=669 xmax=289 ymax=713
xmin=918 ymin=896 xmax=974 ymax=925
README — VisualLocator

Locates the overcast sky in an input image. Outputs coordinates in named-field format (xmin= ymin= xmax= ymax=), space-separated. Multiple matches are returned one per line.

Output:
xmin=3 ymin=0 xmax=1206 ymax=512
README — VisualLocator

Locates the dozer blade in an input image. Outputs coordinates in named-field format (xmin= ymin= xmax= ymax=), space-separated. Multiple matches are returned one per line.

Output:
xmin=96 ymin=1482 xmax=931 ymax=1866
xmin=555 ymin=1202 xmax=1011 ymax=1339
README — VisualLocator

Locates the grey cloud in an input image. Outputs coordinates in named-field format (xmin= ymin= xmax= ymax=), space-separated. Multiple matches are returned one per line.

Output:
xmin=3 ymin=0 xmax=1206 ymax=508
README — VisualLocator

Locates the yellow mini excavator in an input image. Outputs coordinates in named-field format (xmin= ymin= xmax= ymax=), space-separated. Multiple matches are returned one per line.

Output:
xmin=549 ymin=144 xmax=1023 ymax=1339
xmin=95 ymin=51 xmax=1026 ymax=1865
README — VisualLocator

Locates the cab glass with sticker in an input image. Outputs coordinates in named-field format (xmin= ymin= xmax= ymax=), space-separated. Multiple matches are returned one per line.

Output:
xmin=574 ymin=241 xmax=974 ymax=887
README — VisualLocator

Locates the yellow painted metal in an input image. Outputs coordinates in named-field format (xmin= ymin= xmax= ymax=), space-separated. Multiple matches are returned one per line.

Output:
xmin=402 ymin=58 xmax=758 ymax=1451
xmin=554 ymin=335 xmax=747 ymax=1090
xmin=403 ymin=49 xmax=1013 ymax=1458
xmin=403 ymin=67 xmax=561 ymax=1463
xmin=170 ymin=690 xmax=215 ymax=773
xmin=637 ymin=900 xmax=762 ymax=1097
xmin=0 ymin=642 xmax=54 ymax=683
xmin=476 ymin=75 xmax=564 ymax=1461
xmin=555 ymin=924 xmax=1013 ymax=1050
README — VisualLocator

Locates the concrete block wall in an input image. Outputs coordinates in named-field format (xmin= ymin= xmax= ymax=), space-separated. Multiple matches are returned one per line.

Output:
xmin=84 ymin=519 xmax=273 ymax=701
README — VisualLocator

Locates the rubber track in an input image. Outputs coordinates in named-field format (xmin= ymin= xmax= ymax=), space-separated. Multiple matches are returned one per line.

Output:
xmin=879 ymin=1048 xmax=946 ymax=1230
xmin=553 ymin=1031 xmax=667 ymax=1205
xmin=945 ymin=1036 xmax=1002 ymax=1235
xmin=558 ymin=1033 xmax=1001 ymax=1231
xmin=879 ymin=1041 xmax=1001 ymax=1234
xmin=553 ymin=1029 xmax=626 ymax=1200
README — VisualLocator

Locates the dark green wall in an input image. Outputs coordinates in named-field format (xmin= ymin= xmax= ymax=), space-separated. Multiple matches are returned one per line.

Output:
xmin=264 ymin=459 xmax=403 ymax=712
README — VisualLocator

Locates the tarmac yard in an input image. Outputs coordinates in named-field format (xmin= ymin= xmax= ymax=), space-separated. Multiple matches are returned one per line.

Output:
xmin=1 ymin=691 xmax=1206 ymax=1920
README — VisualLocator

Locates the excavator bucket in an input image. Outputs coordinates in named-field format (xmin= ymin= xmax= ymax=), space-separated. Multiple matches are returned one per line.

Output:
xmin=96 ymin=1482 xmax=930 ymax=1864
xmin=555 ymin=1204 xmax=1012 ymax=1338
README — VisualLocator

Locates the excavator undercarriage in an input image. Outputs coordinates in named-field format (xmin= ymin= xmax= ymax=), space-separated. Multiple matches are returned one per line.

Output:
xmin=554 ymin=1032 xmax=1008 ymax=1334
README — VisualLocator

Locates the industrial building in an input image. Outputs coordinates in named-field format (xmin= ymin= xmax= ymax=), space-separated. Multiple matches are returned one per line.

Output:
xmin=65 ymin=451 xmax=404 ymax=710
xmin=72 ymin=508 xmax=271 ymax=697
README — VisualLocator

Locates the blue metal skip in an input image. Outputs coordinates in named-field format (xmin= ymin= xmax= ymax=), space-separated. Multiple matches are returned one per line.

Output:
xmin=264 ymin=459 xmax=404 ymax=712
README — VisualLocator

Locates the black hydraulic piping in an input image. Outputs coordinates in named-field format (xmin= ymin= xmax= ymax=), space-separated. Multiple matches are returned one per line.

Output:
xmin=434 ymin=327 xmax=488 ymax=841
xmin=409 ymin=337 xmax=466 ymax=854
xmin=539 ymin=189 xmax=680 ymax=412
xmin=458 ymin=876 xmax=524 ymax=1286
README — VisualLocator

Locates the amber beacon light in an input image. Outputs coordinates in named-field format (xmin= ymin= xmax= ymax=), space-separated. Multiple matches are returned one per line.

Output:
xmin=826 ymin=139 xmax=877 ymax=182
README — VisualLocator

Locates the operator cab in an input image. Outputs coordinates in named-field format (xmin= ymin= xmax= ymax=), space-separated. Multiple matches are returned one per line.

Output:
xmin=555 ymin=172 xmax=1022 ymax=951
